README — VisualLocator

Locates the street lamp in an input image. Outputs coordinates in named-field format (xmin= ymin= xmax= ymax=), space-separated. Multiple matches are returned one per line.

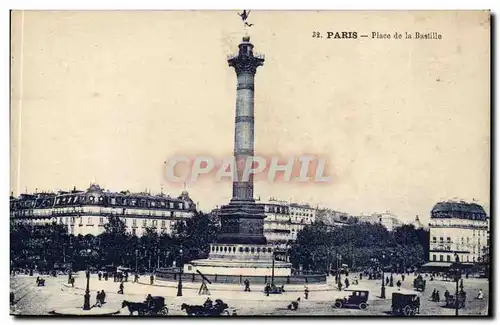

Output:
xmin=336 ymin=254 xmax=342 ymax=284
xmin=135 ymin=249 xmax=138 ymax=274
xmin=453 ymin=253 xmax=462 ymax=316
xmin=83 ymin=269 xmax=91 ymax=310
xmin=271 ymin=252 xmax=276 ymax=286
xmin=380 ymin=254 xmax=386 ymax=299
xmin=177 ymin=246 xmax=183 ymax=297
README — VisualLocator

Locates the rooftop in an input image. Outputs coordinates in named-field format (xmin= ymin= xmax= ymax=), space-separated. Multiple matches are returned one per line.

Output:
xmin=431 ymin=201 xmax=488 ymax=220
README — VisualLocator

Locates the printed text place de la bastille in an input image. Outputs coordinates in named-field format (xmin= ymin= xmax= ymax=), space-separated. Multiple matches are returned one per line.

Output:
xmin=311 ymin=31 xmax=443 ymax=40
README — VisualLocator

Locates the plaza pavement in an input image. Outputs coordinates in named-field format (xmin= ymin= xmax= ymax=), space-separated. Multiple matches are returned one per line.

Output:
xmin=10 ymin=272 xmax=489 ymax=316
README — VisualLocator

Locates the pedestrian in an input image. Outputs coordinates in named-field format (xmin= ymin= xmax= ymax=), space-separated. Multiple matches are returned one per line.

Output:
xmin=396 ymin=280 xmax=402 ymax=290
xmin=385 ymin=276 xmax=389 ymax=286
xmin=104 ymin=272 xmax=108 ymax=281
xmin=344 ymin=278 xmax=350 ymax=289
xmin=431 ymin=288 xmax=437 ymax=301
xmin=265 ymin=283 xmax=270 ymax=297
xmin=95 ymin=291 xmax=101 ymax=307
xmin=134 ymin=273 xmax=139 ymax=283
xmin=401 ymin=274 xmax=405 ymax=282
xmin=100 ymin=290 xmax=106 ymax=305
xmin=98 ymin=272 xmax=102 ymax=281
xmin=444 ymin=289 xmax=450 ymax=302
xmin=150 ymin=274 xmax=154 ymax=285
xmin=436 ymin=290 xmax=440 ymax=302
xmin=204 ymin=297 xmax=213 ymax=309
xmin=359 ymin=273 xmax=363 ymax=281
xmin=244 ymin=279 xmax=251 ymax=292
xmin=71 ymin=276 xmax=75 ymax=288
xmin=118 ymin=282 xmax=124 ymax=294
xmin=354 ymin=276 xmax=358 ymax=285
xmin=304 ymin=286 xmax=309 ymax=300
xmin=338 ymin=281 xmax=343 ymax=291
xmin=389 ymin=274 xmax=394 ymax=287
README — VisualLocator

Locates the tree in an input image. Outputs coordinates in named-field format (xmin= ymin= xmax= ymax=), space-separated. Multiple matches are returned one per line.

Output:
xmin=291 ymin=221 xmax=428 ymax=273
xmin=103 ymin=215 xmax=127 ymax=236
xmin=10 ymin=222 xmax=70 ymax=269
xmin=99 ymin=216 xmax=129 ymax=267
xmin=172 ymin=211 xmax=220 ymax=263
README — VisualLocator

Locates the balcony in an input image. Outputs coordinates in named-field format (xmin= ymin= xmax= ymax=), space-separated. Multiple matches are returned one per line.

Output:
xmin=428 ymin=223 xmax=487 ymax=230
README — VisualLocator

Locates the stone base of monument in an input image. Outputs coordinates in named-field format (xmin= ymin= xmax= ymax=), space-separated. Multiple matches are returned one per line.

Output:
xmin=156 ymin=244 xmax=327 ymax=285
xmin=51 ymin=307 xmax=120 ymax=316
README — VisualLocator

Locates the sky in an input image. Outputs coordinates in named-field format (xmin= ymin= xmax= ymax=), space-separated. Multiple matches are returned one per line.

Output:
xmin=10 ymin=11 xmax=490 ymax=223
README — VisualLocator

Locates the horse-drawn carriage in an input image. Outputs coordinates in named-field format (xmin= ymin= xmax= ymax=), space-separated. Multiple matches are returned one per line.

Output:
xmin=391 ymin=292 xmax=420 ymax=316
xmin=265 ymin=284 xmax=284 ymax=295
xmin=181 ymin=299 xmax=230 ymax=316
xmin=445 ymin=293 xmax=466 ymax=309
xmin=122 ymin=296 xmax=169 ymax=316
xmin=333 ymin=290 xmax=369 ymax=310
xmin=413 ymin=276 xmax=426 ymax=292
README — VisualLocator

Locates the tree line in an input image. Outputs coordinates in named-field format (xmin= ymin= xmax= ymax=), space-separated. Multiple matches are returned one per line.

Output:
xmin=10 ymin=211 xmax=220 ymax=272
xmin=10 ymin=213 xmax=429 ymax=274
xmin=289 ymin=221 xmax=429 ymax=273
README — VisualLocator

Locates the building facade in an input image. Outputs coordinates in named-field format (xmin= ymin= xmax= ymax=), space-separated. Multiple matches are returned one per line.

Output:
xmin=315 ymin=208 xmax=358 ymax=227
xmin=260 ymin=199 xmax=316 ymax=247
xmin=10 ymin=184 xmax=196 ymax=237
xmin=209 ymin=198 xmax=316 ymax=249
xmin=358 ymin=211 xmax=403 ymax=231
xmin=429 ymin=201 xmax=489 ymax=264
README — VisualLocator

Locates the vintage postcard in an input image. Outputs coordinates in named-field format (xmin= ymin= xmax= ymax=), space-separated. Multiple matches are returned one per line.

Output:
xmin=10 ymin=10 xmax=490 ymax=317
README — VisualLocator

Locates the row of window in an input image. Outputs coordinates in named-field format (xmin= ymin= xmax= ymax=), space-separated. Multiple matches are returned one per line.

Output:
xmin=211 ymin=246 xmax=274 ymax=254
xmin=290 ymin=212 xmax=314 ymax=217
xmin=58 ymin=217 xmax=174 ymax=228
xmin=432 ymin=236 xmax=483 ymax=244
xmin=54 ymin=196 xmax=187 ymax=209
xmin=472 ymin=229 xmax=488 ymax=237
xmin=264 ymin=205 xmax=289 ymax=214
xmin=432 ymin=254 xmax=478 ymax=262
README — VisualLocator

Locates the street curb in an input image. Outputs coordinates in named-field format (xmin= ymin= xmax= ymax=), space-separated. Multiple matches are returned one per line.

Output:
xmin=136 ymin=280 xmax=335 ymax=292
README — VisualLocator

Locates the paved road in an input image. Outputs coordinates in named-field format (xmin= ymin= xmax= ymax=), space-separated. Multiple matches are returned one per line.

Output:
xmin=10 ymin=273 xmax=489 ymax=316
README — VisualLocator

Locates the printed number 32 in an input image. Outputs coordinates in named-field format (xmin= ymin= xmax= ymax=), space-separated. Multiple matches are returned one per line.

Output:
xmin=312 ymin=31 xmax=321 ymax=38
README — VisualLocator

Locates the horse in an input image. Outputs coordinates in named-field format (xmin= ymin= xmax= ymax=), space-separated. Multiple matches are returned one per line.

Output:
xmin=287 ymin=297 xmax=301 ymax=311
xmin=181 ymin=303 xmax=205 ymax=316
xmin=121 ymin=300 xmax=148 ymax=315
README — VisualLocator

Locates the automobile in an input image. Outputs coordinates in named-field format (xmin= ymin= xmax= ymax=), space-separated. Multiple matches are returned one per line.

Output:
xmin=391 ymin=291 xmax=420 ymax=316
xmin=333 ymin=289 xmax=369 ymax=310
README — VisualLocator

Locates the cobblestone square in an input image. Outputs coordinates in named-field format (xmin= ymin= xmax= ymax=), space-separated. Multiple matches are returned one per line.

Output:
xmin=10 ymin=272 xmax=489 ymax=316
